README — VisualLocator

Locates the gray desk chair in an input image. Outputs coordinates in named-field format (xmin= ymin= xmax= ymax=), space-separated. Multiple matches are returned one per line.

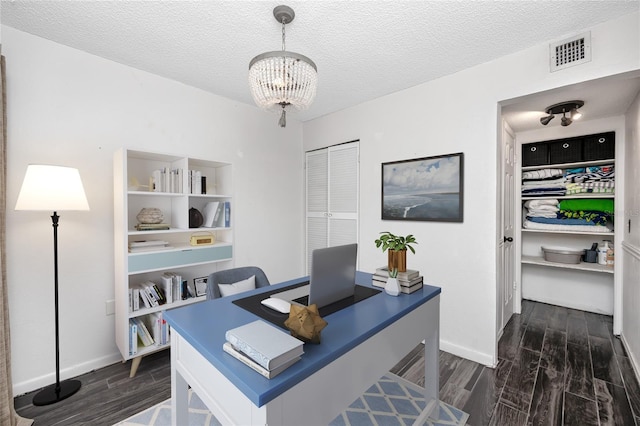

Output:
xmin=206 ymin=266 xmax=270 ymax=300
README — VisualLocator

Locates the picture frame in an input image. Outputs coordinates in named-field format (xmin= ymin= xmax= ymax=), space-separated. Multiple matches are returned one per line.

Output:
xmin=193 ymin=276 xmax=208 ymax=297
xmin=381 ymin=152 xmax=464 ymax=222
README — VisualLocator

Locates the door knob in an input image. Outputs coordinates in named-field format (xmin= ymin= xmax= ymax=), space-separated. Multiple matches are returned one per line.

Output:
xmin=504 ymin=236 xmax=513 ymax=243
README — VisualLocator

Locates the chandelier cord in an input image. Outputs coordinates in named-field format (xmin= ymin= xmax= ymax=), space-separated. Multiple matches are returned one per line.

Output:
xmin=281 ymin=19 xmax=286 ymax=51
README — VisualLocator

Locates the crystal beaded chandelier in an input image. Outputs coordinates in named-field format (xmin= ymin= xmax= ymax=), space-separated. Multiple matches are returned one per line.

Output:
xmin=248 ymin=5 xmax=317 ymax=127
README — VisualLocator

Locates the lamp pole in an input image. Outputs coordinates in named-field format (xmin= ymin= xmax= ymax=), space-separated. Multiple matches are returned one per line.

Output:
xmin=31 ymin=212 xmax=82 ymax=406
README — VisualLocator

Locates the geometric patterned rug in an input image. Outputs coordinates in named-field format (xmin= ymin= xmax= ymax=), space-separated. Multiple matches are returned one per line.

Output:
xmin=114 ymin=373 xmax=468 ymax=426
xmin=329 ymin=374 xmax=469 ymax=426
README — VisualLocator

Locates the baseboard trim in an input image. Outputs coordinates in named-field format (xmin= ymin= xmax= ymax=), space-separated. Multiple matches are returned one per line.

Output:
xmin=523 ymin=295 xmax=613 ymax=316
xmin=13 ymin=352 xmax=123 ymax=397
xmin=620 ymin=333 xmax=640 ymax=389
xmin=440 ymin=339 xmax=495 ymax=368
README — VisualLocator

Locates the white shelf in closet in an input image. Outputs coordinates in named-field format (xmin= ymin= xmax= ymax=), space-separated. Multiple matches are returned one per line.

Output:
xmin=522 ymin=194 xmax=614 ymax=201
xmin=521 ymin=255 xmax=614 ymax=274
xmin=521 ymin=229 xmax=614 ymax=236
xmin=521 ymin=158 xmax=614 ymax=171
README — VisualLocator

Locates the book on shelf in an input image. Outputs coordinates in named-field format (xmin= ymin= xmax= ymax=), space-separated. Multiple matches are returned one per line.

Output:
xmin=152 ymin=283 xmax=167 ymax=305
xmin=189 ymin=170 xmax=204 ymax=194
xmin=135 ymin=223 xmax=171 ymax=231
xmin=142 ymin=281 xmax=165 ymax=306
xmin=374 ymin=266 xmax=420 ymax=281
xmin=202 ymin=201 xmax=219 ymax=227
xmin=128 ymin=245 xmax=173 ymax=253
xmin=159 ymin=273 xmax=174 ymax=305
xmin=128 ymin=240 xmax=170 ymax=248
xmin=224 ymin=201 xmax=231 ymax=227
xmin=131 ymin=317 xmax=154 ymax=347
xmin=222 ymin=342 xmax=300 ymax=379
xmin=135 ymin=284 xmax=156 ymax=308
xmin=149 ymin=312 xmax=169 ymax=346
xmin=129 ymin=287 xmax=141 ymax=312
xmin=225 ymin=320 xmax=304 ymax=371
xmin=151 ymin=167 xmax=183 ymax=193
xmin=213 ymin=202 xmax=224 ymax=227
xmin=129 ymin=321 xmax=138 ymax=356
xmin=162 ymin=272 xmax=182 ymax=303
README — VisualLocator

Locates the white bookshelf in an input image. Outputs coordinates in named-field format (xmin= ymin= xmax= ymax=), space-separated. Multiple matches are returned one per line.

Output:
xmin=114 ymin=148 xmax=233 ymax=376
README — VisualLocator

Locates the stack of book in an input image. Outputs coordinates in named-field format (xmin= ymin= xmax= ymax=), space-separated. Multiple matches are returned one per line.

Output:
xmin=135 ymin=223 xmax=171 ymax=231
xmin=128 ymin=313 xmax=170 ymax=354
xmin=372 ymin=266 xmax=424 ymax=294
xmin=223 ymin=320 xmax=304 ymax=379
xmin=128 ymin=240 xmax=172 ymax=253
xmin=202 ymin=201 xmax=231 ymax=228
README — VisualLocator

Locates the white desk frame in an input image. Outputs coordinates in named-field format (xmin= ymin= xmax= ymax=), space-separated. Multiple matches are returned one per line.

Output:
xmin=171 ymin=294 xmax=439 ymax=425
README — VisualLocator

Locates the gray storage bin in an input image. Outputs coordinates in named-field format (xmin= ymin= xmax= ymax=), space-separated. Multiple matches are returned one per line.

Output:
xmin=541 ymin=246 xmax=584 ymax=264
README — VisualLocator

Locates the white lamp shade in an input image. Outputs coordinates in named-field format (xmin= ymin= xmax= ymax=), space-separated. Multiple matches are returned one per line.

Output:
xmin=15 ymin=165 xmax=89 ymax=211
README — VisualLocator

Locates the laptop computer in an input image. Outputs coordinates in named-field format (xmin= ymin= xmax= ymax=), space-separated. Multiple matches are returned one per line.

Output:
xmin=271 ymin=243 xmax=357 ymax=308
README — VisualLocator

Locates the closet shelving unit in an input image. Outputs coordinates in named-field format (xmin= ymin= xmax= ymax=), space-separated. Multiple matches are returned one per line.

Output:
xmin=519 ymin=132 xmax=616 ymax=314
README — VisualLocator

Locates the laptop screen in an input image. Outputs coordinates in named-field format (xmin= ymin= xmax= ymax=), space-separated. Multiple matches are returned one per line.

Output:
xmin=308 ymin=243 xmax=357 ymax=308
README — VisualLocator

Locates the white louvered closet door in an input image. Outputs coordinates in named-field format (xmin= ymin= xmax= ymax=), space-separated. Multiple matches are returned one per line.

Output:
xmin=306 ymin=142 xmax=359 ymax=273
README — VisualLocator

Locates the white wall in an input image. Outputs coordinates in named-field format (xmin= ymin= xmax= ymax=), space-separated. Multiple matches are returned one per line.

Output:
xmin=3 ymin=26 xmax=306 ymax=395
xmin=622 ymin=89 xmax=640 ymax=378
xmin=303 ymin=12 xmax=640 ymax=366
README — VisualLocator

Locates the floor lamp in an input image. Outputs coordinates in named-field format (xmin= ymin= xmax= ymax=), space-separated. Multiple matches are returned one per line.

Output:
xmin=15 ymin=164 xmax=89 ymax=406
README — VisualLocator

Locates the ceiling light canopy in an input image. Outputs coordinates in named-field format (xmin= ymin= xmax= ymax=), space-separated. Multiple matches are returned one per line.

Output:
xmin=540 ymin=100 xmax=584 ymax=127
xmin=248 ymin=5 xmax=318 ymax=128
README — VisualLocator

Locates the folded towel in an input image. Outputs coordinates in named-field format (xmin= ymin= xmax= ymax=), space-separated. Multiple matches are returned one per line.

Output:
xmin=527 ymin=211 xmax=558 ymax=219
xmin=565 ymin=182 xmax=615 ymax=195
xmin=559 ymin=199 xmax=614 ymax=213
xmin=565 ymin=165 xmax=614 ymax=183
xmin=522 ymin=168 xmax=563 ymax=180
xmin=527 ymin=216 xmax=596 ymax=226
xmin=522 ymin=219 xmax=612 ymax=233
xmin=524 ymin=199 xmax=559 ymax=208
xmin=557 ymin=210 xmax=610 ymax=226
xmin=521 ymin=177 xmax=566 ymax=188
xmin=521 ymin=188 xmax=566 ymax=197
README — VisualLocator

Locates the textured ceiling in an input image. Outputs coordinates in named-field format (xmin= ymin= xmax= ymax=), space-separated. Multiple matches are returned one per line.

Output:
xmin=1 ymin=1 xmax=638 ymax=124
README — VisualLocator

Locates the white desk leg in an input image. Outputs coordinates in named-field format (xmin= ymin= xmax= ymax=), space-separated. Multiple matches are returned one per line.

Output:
xmin=171 ymin=334 xmax=189 ymax=426
xmin=423 ymin=295 xmax=440 ymax=420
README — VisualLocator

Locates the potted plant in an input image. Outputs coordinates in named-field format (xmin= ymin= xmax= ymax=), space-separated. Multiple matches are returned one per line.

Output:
xmin=374 ymin=231 xmax=418 ymax=272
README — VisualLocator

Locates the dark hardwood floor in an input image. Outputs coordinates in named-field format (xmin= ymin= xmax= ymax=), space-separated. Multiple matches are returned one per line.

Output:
xmin=14 ymin=299 xmax=640 ymax=425
xmin=391 ymin=299 xmax=640 ymax=425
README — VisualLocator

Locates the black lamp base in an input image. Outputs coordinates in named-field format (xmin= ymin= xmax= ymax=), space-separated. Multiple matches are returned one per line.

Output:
xmin=32 ymin=379 xmax=81 ymax=406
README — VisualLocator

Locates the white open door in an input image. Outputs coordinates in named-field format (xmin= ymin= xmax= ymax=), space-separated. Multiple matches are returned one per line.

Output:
xmin=497 ymin=122 xmax=516 ymax=334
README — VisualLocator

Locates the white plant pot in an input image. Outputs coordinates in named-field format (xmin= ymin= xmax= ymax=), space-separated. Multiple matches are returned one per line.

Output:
xmin=385 ymin=277 xmax=401 ymax=296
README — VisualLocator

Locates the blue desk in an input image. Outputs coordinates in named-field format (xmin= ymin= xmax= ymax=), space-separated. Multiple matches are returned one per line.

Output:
xmin=165 ymin=271 xmax=441 ymax=425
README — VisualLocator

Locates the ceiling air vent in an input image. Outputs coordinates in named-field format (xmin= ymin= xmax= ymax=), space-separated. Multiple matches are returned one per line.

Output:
xmin=550 ymin=32 xmax=591 ymax=72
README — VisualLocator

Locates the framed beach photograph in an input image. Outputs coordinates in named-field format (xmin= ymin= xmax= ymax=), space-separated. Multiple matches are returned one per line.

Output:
xmin=381 ymin=152 xmax=464 ymax=222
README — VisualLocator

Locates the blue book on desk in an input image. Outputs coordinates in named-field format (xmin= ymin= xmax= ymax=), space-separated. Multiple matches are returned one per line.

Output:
xmin=225 ymin=320 xmax=304 ymax=371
